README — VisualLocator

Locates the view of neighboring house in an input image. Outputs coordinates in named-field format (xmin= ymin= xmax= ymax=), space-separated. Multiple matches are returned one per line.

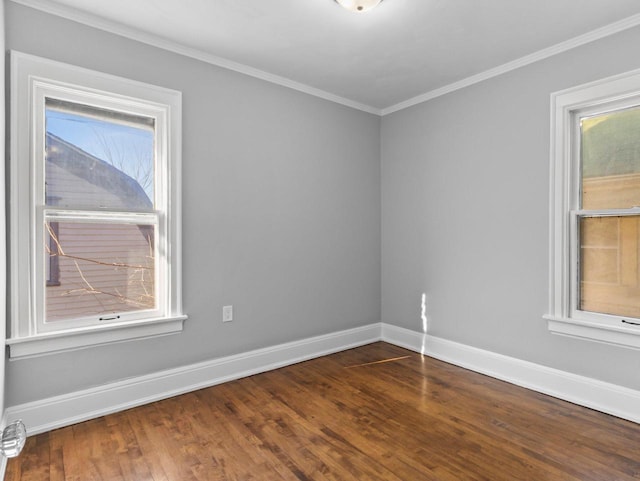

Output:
xmin=579 ymin=108 xmax=640 ymax=318
xmin=581 ymin=175 xmax=640 ymax=317
xmin=44 ymin=132 xmax=155 ymax=322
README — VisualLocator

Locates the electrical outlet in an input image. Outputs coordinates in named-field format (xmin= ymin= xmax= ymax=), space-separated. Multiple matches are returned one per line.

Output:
xmin=222 ymin=305 xmax=233 ymax=322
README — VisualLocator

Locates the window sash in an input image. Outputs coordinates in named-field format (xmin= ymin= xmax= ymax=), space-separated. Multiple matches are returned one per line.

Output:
xmin=31 ymin=83 xmax=169 ymax=335
xmin=35 ymin=210 xmax=164 ymax=333
xmin=566 ymin=97 xmax=640 ymax=327
xmin=34 ymin=84 xmax=169 ymax=214
xmin=570 ymin=210 xmax=640 ymax=323
xmin=569 ymin=97 xmax=640 ymax=324
xmin=31 ymin=87 xmax=169 ymax=335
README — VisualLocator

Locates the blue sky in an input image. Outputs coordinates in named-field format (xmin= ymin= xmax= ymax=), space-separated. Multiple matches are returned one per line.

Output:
xmin=46 ymin=109 xmax=155 ymax=200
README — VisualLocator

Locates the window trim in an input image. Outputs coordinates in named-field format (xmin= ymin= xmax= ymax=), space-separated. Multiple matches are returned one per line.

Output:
xmin=546 ymin=67 xmax=640 ymax=350
xmin=7 ymin=51 xmax=186 ymax=358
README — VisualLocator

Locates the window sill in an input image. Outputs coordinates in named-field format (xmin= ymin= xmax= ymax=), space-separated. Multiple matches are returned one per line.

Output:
xmin=6 ymin=315 xmax=187 ymax=359
xmin=544 ymin=315 xmax=640 ymax=350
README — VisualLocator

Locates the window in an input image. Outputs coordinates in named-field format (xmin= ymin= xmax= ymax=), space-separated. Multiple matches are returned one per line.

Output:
xmin=547 ymin=68 xmax=640 ymax=349
xmin=8 ymin=52 xmax=185 ymax=358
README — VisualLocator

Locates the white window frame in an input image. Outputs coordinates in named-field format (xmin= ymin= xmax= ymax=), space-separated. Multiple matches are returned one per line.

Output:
xmin=7 ymin=51 xmax=186 ymax=358
xmin=546 ymin=67 xmax=640 ymax=350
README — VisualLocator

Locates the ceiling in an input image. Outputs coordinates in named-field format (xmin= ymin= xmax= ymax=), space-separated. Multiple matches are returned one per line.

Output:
xmin=14 ymin=0 xmax=640 ymax=114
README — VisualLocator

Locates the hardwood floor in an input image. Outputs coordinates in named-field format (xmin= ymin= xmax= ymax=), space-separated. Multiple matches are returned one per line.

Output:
xmin=7 ymin=342 xmax=640 ymax=480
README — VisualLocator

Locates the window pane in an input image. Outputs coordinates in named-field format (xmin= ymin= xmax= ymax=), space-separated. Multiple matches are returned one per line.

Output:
xmin=581 ymin=105 xmax=640 ymax=210
xmin=45 ymin=98 xmax=155 ymax=210
xmin=44 ymin=220 xmax=156 ymax=322
xmin=579 ymin=215 xmax=640 ymax=318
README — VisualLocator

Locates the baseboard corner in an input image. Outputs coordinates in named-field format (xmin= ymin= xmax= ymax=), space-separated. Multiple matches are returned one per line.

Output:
xmin=381 ymin=323 xmax=640 ymax=424
xmin=6 ymin=322 xmax=383 ymax=436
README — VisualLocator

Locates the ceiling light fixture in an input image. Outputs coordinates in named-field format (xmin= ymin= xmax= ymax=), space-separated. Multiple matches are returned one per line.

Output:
xmin=335 ymin=0 xmax=383 ymax=13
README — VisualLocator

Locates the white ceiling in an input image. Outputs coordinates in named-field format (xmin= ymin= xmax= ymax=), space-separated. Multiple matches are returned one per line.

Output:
xmin=15 ymin=0 xmax=640 ymax=114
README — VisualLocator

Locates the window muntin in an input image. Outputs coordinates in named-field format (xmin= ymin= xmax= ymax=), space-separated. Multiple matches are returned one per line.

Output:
xmin=8 ymin=51 xmax=184 ymax=357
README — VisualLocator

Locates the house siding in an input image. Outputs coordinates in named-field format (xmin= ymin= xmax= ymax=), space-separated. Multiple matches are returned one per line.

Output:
xmin=46 ymin=222 xmax=154 ymax=322
xmin=45 ymin=134 xmax=155 ymax=322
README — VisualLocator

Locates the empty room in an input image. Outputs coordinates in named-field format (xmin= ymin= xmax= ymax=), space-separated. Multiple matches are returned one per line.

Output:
xmin=1 ymin=0 xmax=640 ymax=479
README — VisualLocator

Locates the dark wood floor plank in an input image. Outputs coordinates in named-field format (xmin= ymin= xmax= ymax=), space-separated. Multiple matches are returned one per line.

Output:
xmin=7 ymin=342 xmax=640 ymax=480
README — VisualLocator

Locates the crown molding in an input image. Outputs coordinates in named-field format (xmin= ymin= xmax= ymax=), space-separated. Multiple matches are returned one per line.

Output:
xmin=8 ymin=1 xmax=640 ymax=117
xmin=8 ymin=0 xmax=382 ymax=116
xmin=381 ymin=12 xmax=640 ymax=115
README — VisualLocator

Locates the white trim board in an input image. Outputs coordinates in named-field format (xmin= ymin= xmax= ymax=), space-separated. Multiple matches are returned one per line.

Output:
xmin=381 ymin=323 xmax=640 ymax=424
xmin=9 ymin=0 xmax=640 ymax=116
xmin=5 ymin=324 xmax=381 ymax=436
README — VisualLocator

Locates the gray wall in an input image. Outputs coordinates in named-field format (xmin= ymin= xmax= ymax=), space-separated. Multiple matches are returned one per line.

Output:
xmin=382 ymin=25 xmax=640 ymax=390
xmin=5 ymin=3 xmax=381 ymax=405
xmin=7 ymin=1 xmax=640 ymax=408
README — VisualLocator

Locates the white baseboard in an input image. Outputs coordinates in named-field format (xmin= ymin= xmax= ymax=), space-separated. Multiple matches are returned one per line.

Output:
xmin=6 ymin=322 xmax=639 ymax=439
xmin=5 ymin=323 xmax=382 ymax=436
xmin=381 ymin=323 xmax=640 ymax=424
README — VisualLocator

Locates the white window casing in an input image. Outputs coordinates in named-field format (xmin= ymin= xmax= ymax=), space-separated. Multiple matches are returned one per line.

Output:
xmin=8 ymin=51 xmax=186 ymax=358
xmin=546 ymin=67 xmax=640 ymax=349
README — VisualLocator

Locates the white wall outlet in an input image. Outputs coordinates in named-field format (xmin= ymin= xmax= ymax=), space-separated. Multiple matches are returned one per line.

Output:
xmin=222 ymin=305 xmax=233 ymax=323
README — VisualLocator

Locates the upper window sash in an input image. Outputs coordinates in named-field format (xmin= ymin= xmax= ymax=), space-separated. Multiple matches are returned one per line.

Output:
xmin=32 ymin=81 xmax=169 ymax=213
